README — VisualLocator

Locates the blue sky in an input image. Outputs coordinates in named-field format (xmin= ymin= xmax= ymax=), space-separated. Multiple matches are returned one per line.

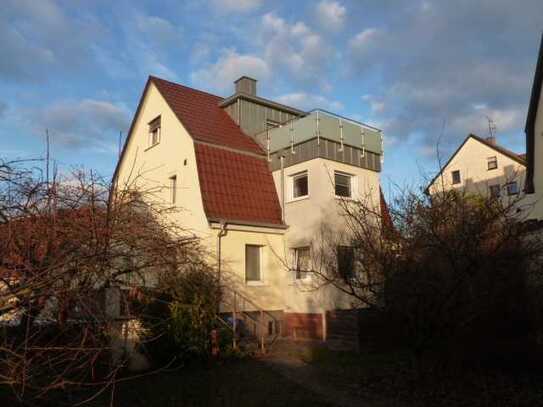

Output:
xmin=1 ymin=0 xmax=542 ymax=193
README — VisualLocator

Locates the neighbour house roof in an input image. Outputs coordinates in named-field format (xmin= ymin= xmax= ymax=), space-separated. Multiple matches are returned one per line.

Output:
xmin=425 ymin=133 xmax=526 ymax=194
xmin=114 ymin=76 xmax=285 ymax=227
xmin=525 ymin=33 xmax=543 ymax=194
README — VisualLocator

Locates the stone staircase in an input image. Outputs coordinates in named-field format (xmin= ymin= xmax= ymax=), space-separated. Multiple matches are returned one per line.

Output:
xmin=217 ymin=286 xmax=282 ymax=353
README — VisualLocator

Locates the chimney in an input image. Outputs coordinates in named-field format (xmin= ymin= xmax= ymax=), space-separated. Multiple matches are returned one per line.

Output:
xmin=234 ymin=76 xmax=257 ymax=96
xmin=486 ymin=136 xmax=497 ymax=145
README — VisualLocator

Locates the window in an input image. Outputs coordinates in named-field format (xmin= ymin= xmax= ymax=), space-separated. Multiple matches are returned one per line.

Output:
xmin=489 ymin=184 xmax=501 ymax=198
xmin=335 ymin=172 xmax=352 ymax=198
xmin=487 ymin=156 xmax=498 ymax=170
xmin=506 ymin=181 xmax=519 ymax=196
xmin=292 ymin=172 xmax=308 ymax=199
xmin=293 ymin=247 xmax=311 ymax=280
xmin=337 ymin=246 xmax=354 ymax=281
xmin=148 ymin=116 xmax=161 ymax=147
xmin=169 ymin=175 xmax=177 ymax=204
xmin=245 ymin=245 xmax=262 ymax=282
xmin=451 ymin=170 xmax=461 ymax=184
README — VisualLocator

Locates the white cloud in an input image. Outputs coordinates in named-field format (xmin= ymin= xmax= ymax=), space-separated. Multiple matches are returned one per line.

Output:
xmin=191 ymin=49 xmax=270 ymax=93
xmin=276 ymin=92 xmax=344 ymax=112
xmin=315 ymin=1 xmax=346 ymax=31
xmin=260 ymin=12 xmax=333 ymax=84
xmin=211 ymin=0 xmax=263 ymax=13
xmin=449 ymin=106 xmax=525 ymax=137
xmin=135 ymin=15 xmax=181 ymax=46
xmin=29 ymin=99 xmax=130 ymax=149
xmin=362 ymin=95 xmax=385 ymax=114
xmin=349 ymin=28 xmax=382 ymax=56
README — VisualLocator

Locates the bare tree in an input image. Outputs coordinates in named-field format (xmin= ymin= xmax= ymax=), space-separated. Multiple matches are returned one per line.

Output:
xmin=303 ymin=180 xmax=543 ymax=367
xmin=0 ymin=159 xmax=212 ymax=405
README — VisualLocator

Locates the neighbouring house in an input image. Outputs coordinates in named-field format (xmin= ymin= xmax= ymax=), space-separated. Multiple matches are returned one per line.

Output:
xmin=426 ymin=133 xmax=526 ymax=203
xmin=525 ymin=33 xmax=543 ymax=221
xmin=112 ymin=75 xmax=386 ymax=339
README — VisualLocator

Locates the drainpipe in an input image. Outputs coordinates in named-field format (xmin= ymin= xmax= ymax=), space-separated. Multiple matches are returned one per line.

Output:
xmin=217 ymin=220 xmax=228 ymax=287
xmin=280 ymin=156 xmax=285 ymax=222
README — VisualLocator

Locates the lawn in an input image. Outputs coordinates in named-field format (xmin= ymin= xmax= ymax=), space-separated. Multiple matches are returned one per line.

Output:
xmin=84 ymin=357 xmax=332 ymax=407
xmin=295 ymin=345 xmax=543 ymax=407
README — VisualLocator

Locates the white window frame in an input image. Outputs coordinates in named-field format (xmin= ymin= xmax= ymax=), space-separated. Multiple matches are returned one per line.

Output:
xmin=487 ymin=156 xmax=498 ymax=170
xmin=292 ymin=246 xmax=312 ymax=281
xmin=290 ymin=171 xmax=309 ymax=201
xmin=334 ymin=171 xmax=354 ymax=199
xmin=245 ymin=244 xmax=264 ymax=285
xmin=169 ymin=175 xmax=177 ymax=204
xmin=148 ymin=116 xmax=161 ymax=148
xmin=451 ymin=170 xmax=461 ymax=185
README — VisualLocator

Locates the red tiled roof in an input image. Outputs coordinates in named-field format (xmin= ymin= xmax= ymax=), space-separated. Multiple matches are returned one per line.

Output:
xmin=150 ymin=76 xmax=264 ymax=155
xmin=194 ymin=143 xmax=284 ymax=226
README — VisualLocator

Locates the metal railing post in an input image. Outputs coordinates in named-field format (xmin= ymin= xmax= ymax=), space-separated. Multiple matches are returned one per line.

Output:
xmin=260 ymin=309 xmax=265 ymax=353
xmin=232 ymin=291 xmax=237 ymax=349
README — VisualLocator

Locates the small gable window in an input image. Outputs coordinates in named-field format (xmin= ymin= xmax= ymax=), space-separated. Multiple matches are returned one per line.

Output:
xmin=148 ymin=116 xmax=161 ymax=147
xmin=487 ymin=156 xmax=498 ymax=170
xmin=451 ymin=170 xmax=461 ymax=185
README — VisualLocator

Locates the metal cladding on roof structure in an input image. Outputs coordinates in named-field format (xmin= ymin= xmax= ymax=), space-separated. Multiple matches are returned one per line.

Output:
xmin=263 ymin=110 xmax=383 ymax=155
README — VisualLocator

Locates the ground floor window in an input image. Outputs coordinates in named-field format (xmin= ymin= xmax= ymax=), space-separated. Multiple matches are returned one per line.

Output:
xmin=337 ymin=246 xmax=355 ymax=281
xmin=506 ymin=181 xmax=519 ymax=196
xmin=292 ymin=246 xmax=311 ymax=280
xmin=245 ymin=245 xmax=262 ymax=282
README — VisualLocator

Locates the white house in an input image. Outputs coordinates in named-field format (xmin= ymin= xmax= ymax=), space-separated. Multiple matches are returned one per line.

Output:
xmin=113 ymin=75 xmax=387 ymax=339
xmin=426 ymin=133 xmax=526 ymax=203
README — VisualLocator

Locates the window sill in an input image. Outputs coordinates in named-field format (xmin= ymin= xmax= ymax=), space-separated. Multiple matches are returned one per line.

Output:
xmin=246 ymin=281 xmax=267 ymax=287
xmin=287 ymin=195 xmax=310 ymax=204
xmin=144 ymin=143 xmax=160 ymax=152
xmin=290 ymin=278 xmax=313 ymax=285
xmin=335 ymin=195 xmax=355 ymax=201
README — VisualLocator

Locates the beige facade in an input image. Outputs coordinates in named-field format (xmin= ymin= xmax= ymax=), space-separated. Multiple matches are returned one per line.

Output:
xmin=427 ymin=136 xmax=526 ymax=208
xmin=115 ymin=82 xmax=210 ymax=236
xmin=114 ymin=76 xmax=385 ymax=333
xmin=114 ymin=82 xmax=289 ymax=311
xmin=272 ymin=157 xmax=381 ymax=313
